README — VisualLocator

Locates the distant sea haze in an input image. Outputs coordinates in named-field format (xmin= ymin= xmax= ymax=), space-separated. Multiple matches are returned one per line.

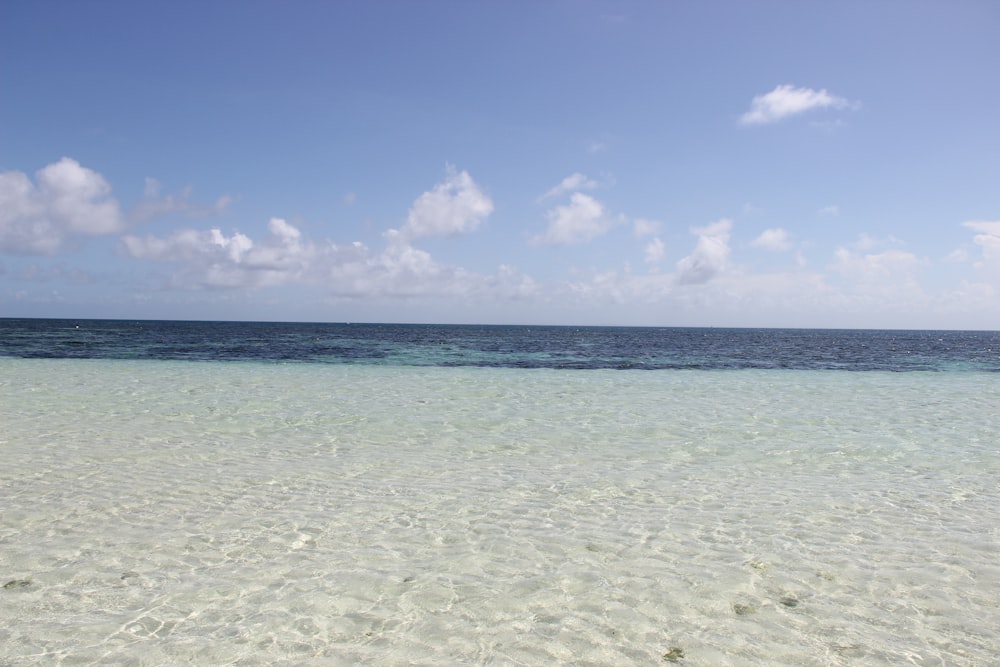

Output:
xmin=1 ymin=319 xmax=999 ymax=371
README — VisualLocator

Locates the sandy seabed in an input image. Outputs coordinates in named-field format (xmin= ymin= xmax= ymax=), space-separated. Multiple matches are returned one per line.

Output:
xmin=2 ymin=359 xmax=998 ymax=665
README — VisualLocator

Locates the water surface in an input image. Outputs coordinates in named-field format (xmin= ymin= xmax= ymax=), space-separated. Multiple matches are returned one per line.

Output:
xmin=1 ymin=321 xmax=998 ymax=665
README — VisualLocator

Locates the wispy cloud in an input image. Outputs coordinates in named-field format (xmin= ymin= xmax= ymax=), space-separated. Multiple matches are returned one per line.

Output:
xmin=539 ymin=172 xmax=602 ymax=201
xmin=632 ymin=218 xmax=661 ymax=238
xmin=751 ymin=228 xmax=792 ymax=251
xmin=644 ymin=237 xmax=665 ymax=264
xmin=130 ymin=178 xmax=232 ymax=223
xmin=587 ymin=140 xmax=608 ymax=154
xmin=740 ymin=84 xmax=857 ymax=125
xmin=848 ymin=233 xmax=901 ymax=252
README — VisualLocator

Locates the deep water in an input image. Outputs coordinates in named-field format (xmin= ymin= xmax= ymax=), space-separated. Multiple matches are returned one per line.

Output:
xmin=2 ymin=318 xmax=998 ymax=371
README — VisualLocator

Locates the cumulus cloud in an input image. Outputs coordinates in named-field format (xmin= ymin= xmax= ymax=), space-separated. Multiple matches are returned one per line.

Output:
xmin=400 ymin=166 xmax=493 ymax=240
xmin=963 ymin=220 xmax=1000 ymax=271
xmin=119 ymin=209 xmax=535 ymax=303
xmin=111 ymin=165 xmax=539 ymax=305
xmin=0 ymin=157 xmax=125 ymax=255
xmin=675 ymin=219 xmax=732 ymax=285
xmin=530 ymin=172 xmax=623 ymax=246
xmin=315 ymin=228 xmax=538 ymax=301
xmin=120 ymin=217 xmax=312 ymax=289
xmin=740 ymin=84 xmax=856 ymax=125
xmin=531 ymin=192 xmax=615 ymax=246
xmin=751 ymin=228 xmax=792 ymax=251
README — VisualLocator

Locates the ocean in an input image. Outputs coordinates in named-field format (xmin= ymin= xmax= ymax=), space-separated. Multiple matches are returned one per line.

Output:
xmin=1 ymin=319 xmax=998 ymax=665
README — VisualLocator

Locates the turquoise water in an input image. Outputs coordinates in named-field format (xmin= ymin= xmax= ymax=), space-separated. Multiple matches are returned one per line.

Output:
xmin=1 ymin=357 xmax=998 ymax=665
xmin=4 ymin=319 xmax=999 ymax=371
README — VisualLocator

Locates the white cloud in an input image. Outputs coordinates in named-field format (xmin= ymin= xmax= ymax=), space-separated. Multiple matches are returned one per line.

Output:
xmin=36 ymin=158 xmax=124 ymax=235
xmin=946 ymin=248 xmax=969 ymax=263
xmin=829 ymin=246 xmax=921 ymax=283
xmin=119 ymin=211 xmax=536 ymax=304
xmin=130 ymin=182 xmax=232 ymax=223
xmin=531 ymin=192 xmax=613 ymax=246
xmin=633 ymin=218 xmax=661 ymax=238
xmin=111 ymin=166 xmax=530 ymax=304
xmin=963 ymin=220 xmax=1000 ymax=271
xmin=818 ymin=205 xmax=840 ymax=216
xmin=963 ymin=219 xmax=1000 ymax=237
xmin=401 ymin=166 xmax=493 ymax=240
xmin=540 ymin=172 xmax=600 ymax=201
xmin=0 ymin=157 xmax=125 ymax=255
xmin=751 ymin=227 xmax=792 ymax=251
xmin=557 ymin=262 xmax=848 ymax=326
xmin=532 ymin=172 xmax=620 ymax=245
xmin=740 ymin=84 xmax=855 ymax=125
xmin=320 ymin=231 xmax=537 ymax=302
xmin=120 ymin=217 xmax=311 ymax=289
xmin=675 ymin=219 xmax=732 ymax=285
xmin=644 ymin=237 xmax=665 ymax=264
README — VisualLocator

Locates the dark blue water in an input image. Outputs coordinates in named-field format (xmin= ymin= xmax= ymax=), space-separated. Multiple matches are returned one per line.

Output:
xmin=1 ymin=318 xmax=998 ymax=371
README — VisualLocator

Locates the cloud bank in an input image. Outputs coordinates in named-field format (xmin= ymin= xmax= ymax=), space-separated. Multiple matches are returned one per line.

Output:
xmin=116 ymin=167 xmax=538 ymax=303
xmin=4 ymin=157 xmax=1000 ymax=328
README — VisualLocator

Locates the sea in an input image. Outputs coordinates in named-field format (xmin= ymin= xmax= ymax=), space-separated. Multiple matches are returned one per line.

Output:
xmin=1 ymin=319 xmax=998 ymax=666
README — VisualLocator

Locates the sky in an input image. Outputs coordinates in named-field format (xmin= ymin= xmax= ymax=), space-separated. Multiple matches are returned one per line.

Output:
xmin=2 ymin=1 xmax=999 ymax=328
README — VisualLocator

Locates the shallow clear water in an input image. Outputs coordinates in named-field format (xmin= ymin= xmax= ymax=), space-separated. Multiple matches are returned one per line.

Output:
xmin=2 ymin=357 xmax=998 ymax=665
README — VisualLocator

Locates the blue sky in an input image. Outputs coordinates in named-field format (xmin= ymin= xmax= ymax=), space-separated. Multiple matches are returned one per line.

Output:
xmin=2 ymin=1 xmax=998 ymax=328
